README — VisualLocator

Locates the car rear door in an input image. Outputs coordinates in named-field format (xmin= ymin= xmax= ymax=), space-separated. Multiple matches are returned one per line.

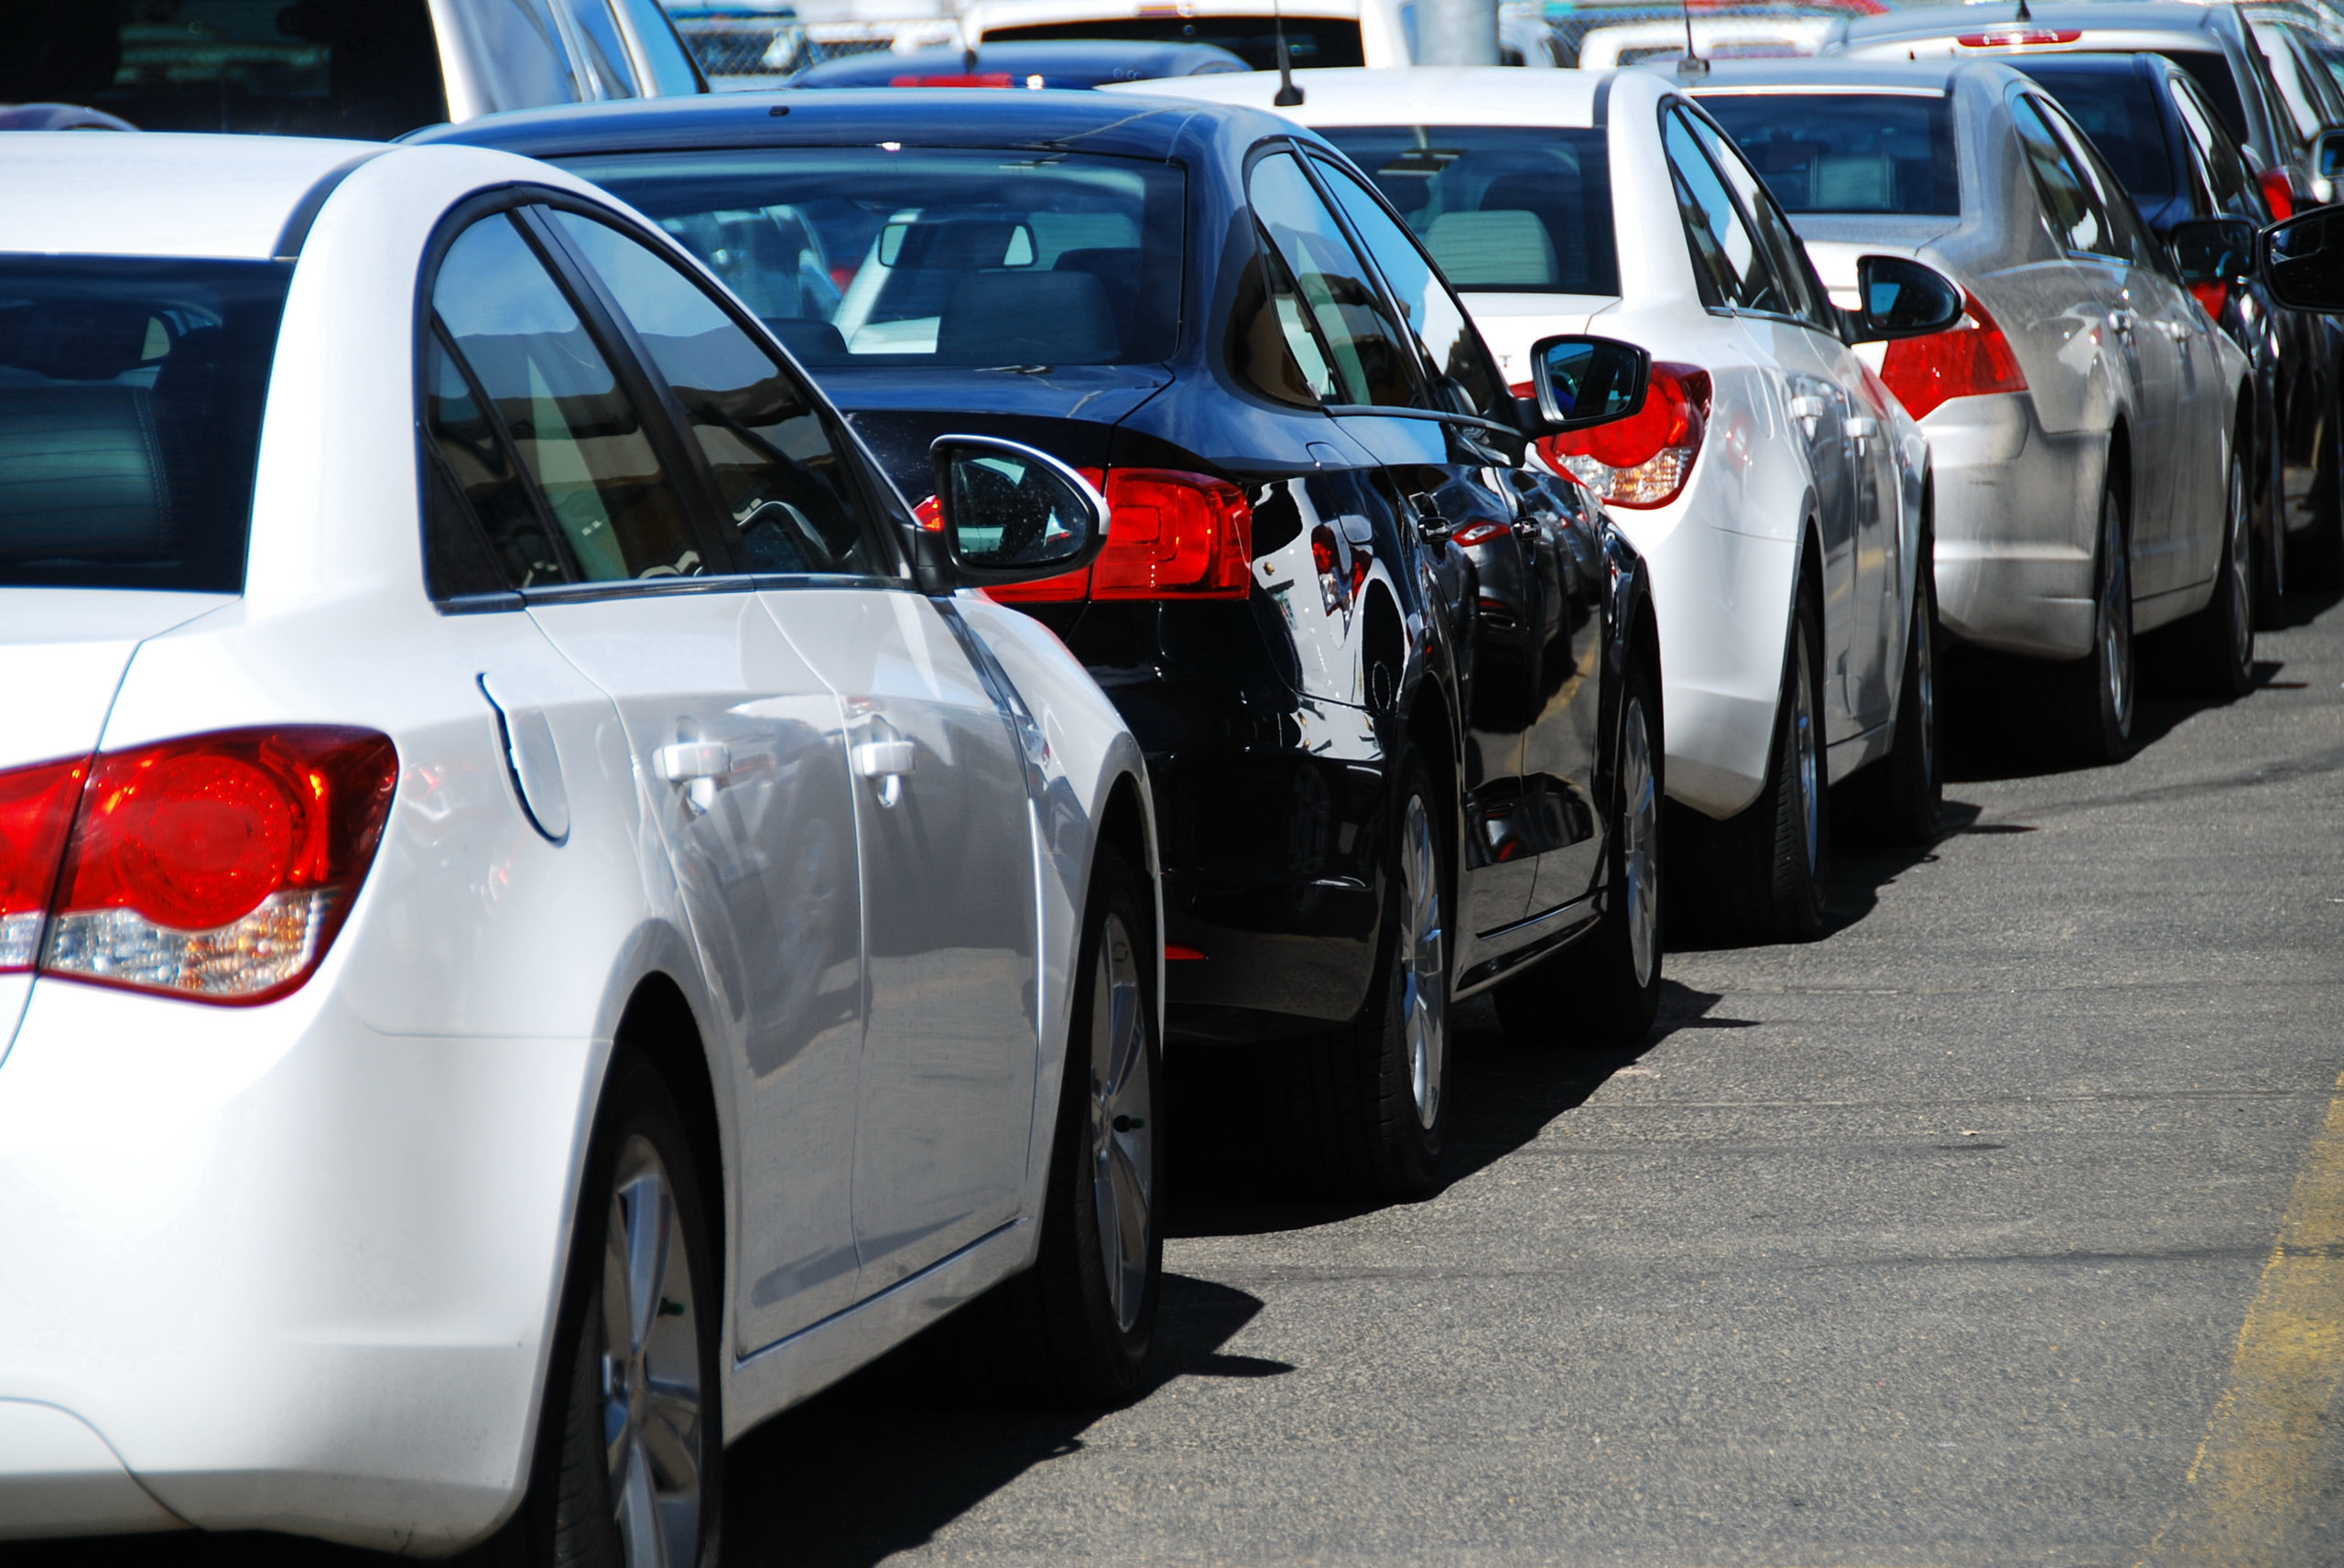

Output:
xmin=426 ymin=202 xmax=873 ymax=1351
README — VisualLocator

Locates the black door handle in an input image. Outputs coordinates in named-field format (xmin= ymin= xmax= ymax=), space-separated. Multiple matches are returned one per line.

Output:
xmin=1409 ymin=492 xmax=1453 ymax=545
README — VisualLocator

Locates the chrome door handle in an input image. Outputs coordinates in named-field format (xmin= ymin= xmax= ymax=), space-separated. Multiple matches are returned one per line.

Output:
xmin=2161 ymin=319 xmax=2192 ymax=341
xmin=852 ymin=738 xmax=917 ymax=808
xmin=2110 ymin=309 xmax=2136 ymax=337
xmin=1789 ymin=394 xmax=1829 ymax=422
xmin=1844 ymin=416 xmax=1879 ymax=438
xmin=655 ymin=740 xmax=731 ymax=815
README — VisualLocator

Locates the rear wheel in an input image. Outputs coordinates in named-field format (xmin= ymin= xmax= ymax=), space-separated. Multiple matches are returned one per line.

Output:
xmin=1496 ymin=652 xmax=1662 ymax=1049
xmin=2186 ymin=442 xmax=2255 ymax=698
xmin=1851 ymin=532 xmax=1942 ymax=846
xmin=2061 ymin=479 xmax=2134 ymax=764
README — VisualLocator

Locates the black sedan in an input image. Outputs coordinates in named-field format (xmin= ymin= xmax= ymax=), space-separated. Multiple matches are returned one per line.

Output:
xmin=419 ymin=91 xmax=1665 ymax=1197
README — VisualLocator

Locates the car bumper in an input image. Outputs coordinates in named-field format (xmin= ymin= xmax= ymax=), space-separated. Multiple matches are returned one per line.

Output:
xmin=0 ymin=975 xmax=599 ymax=1552
xmin=1925 ymin=394 xmax=2103 ymax=663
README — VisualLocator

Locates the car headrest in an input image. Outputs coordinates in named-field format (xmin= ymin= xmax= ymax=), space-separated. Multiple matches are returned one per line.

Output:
xmin=1427 ymin=211 xmax=1559 ymax=287
xmin=886 ymin=219 xmax=1032 ymax=272
xmin=937 ymin=271 xmax=1119 ymax=364
xmin=765 ymin=317 xmax=850 ymax=366
xmin=0 ymin=384 xmax=173 ymax=557
xmin=0 ymin=302 xmax=154 ymax=383
xmin=1814 ymin=155 xmax=1894 ymax=211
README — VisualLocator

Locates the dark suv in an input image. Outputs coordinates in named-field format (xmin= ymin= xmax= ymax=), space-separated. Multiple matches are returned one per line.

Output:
xmin=421 ymin=91 xmax=1666 ymax=1196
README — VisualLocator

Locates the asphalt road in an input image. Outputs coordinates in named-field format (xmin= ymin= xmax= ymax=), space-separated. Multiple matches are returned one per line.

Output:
xmin=35 ymin=591 xmax=2344 ymax=1568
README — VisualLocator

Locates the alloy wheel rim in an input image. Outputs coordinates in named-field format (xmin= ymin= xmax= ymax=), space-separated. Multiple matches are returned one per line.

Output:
xmin=1088 ymin=912 xmax=1154 ymax=1336
xmin=1398 ymin=795 xmax=1447 ymax=1130
xmin=2227 ymin=457 xmax=2252 ymax=673
xmin=1794 ymin=633 xmax=1819 ymax=876
xmin=2101 ymin=494 xmax=2133 ymax=734
xmin=1621 ymin=697 xmax=1659 ymax=989
xmin=601 ymin=1136 xmax=703 ymax=1568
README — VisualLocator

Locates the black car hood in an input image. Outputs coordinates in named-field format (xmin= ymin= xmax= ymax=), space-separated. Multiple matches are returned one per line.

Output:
xmin=824 ymin=363 xmax=1175 ymax=500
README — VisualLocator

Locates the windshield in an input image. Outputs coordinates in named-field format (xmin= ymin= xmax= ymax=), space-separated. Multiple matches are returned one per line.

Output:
xmin=565 ymin=148 xmax=1186 ymax=368
xmin=0 ymin=0 xmax=448 ymax=138
xmin=1697 ymin=92 xmax=1960 ymax=216
xmin=982 ymin=16 xmax=1364 ymax=70
xmin=0 ymin=257 xmax=290 ymax=593
xmin=2015 ymin=65 xmax=2176 ymax=201
xmin=1312 ymin=126 xmax=1619 ymax=295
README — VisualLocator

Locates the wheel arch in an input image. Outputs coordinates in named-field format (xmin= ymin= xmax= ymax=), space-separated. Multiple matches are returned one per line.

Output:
xmin=612 ymin=971 xmax=727 ymax=1280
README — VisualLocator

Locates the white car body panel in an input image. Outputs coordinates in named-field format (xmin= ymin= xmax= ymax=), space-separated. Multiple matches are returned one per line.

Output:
xmin=0 ymin=136 xmax=1152 ymax=1550
xmin=1116 ymin=67 xmax=1929 ymax=817
xmin=972 ymin=0 xmax=1414 ymax=65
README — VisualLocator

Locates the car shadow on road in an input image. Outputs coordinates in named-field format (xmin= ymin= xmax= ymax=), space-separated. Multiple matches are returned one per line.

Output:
xmin=719 ymin=1271 xmax=1268 ymax=1566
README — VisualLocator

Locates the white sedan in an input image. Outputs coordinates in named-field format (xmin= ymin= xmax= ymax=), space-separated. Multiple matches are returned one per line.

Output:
xmin=0 ymin=133 xmax=1161 ymax=1560
xmin=1122 ymin=67 xmax=1949 ymax=938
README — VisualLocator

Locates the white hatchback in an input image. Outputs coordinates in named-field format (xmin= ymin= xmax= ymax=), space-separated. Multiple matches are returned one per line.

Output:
xmin=1121 ymin=67 xmax=1949 ymax=938
xmin=0 ymin=133 xmax=1163 ymax=1560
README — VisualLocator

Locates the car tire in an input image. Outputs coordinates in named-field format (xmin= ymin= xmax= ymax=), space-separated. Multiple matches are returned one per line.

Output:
xmin=2061 ymin=477 xmax=2134 ymax=765
xmin=943 ymin=842 xmax=1161 ymax=1406
xmin=1495 ymin=650 xmax=1663 ymax=1049
xmin=486 ymin=1051 xmax=723 ymax=1568
xmin=2294 ymin=389 xmax=2344 ymax=591
xmin=2186 ymin=441 xmax=2256 ymax=699
xmin=1850 ymin=528 xmax=1942 ymax=847
xmin=2252 ymin=395 xmax=2286 ymax=627
xmin=1285 ymin=753 xmax=1449 ymax=1199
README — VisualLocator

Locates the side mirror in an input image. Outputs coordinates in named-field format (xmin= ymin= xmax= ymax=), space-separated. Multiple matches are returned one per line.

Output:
xmin=2169 ymin=214 xmax=2258 ymax=286
xmin=1847 ymin=254 xmax=1964 ymax=342
xmin=924 ymin=435 xmax=1109 ymax=587
xmin=2261 ymin=207 xmax=2344 ymax=312
xmin=2316 ymin=127 xmax=2344 ymax=182
xmin=1519 ymin=334 xmax=1650 ymax=434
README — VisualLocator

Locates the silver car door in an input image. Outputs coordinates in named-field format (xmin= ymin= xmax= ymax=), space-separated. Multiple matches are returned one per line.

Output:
xmin=436 ymin=206 xmax=872 ymax=1352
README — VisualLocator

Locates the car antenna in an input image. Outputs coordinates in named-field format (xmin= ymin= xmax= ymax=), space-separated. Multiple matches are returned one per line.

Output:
xmin=1273 ymin=0 xmax=1305 ymax=105
xmin=2015 ymin=0 xmax=2032 ymax=19
xmin=1676 ymin=0 xmax=1709 ymax=80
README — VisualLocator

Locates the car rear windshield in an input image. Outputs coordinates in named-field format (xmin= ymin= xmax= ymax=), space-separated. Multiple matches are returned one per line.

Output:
xmin=0 ymin=258 xmax=290 ymax=593
xmin=982 ymin=16 xmax=1365 ymax=70
xmin=563 ymin=148 xmax=1187 ymax=368
xmin=1312 ymin=126 xmax=1619 ymax=295
xmin=1696 ymin=92 xmax=1961 ymax=216
xmin=0 ymin=0 xmax=447 ymax=138
xmin=2016 ymin=64 xmax=2176 ymax=201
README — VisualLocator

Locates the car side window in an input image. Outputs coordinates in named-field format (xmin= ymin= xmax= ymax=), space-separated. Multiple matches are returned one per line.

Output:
xmin=1248 ymin=149 xmax=1427 ymax=409
xmin=429 ymin=211 xmax=704 ymax=584
xmin=2040 ymin=100 xmax=2163 ymax=272
xmin=1663 ymin=107 xmax=1785 ymax=314
xmin=1679 ymin=111 xmax=1834 ymax=331
xmin=566 ymin=0 xmax=640 ymax=98
xmin=548 ymin=210 xmax=897 ymax=579
xmin=1310 ymin=154 xmax=1511 ymax=421
xmin=2011 ymin=93 xmax=2113 ymax=258
xmin=2175 ymin=81 xmax=2266 ymax=218
xmin=424 ymin=327 xmax=571 ymax=594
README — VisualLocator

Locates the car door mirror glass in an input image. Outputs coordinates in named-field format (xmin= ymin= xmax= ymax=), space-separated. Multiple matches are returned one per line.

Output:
xmin=2317 ymin=127 xmax=2344 ymax=180
xmin=928 ymin=436 xmax=1110 ymax=584
xmin=2169 ymin=216 xmax=2259 ymax=283
xmin=2263 ymin=206 xmax=2344 ymax=310
xmin=1850 ymin=254 xmax=1964 ymax=342
xmin=1525 ymin=335 xmax=1650 ymax=432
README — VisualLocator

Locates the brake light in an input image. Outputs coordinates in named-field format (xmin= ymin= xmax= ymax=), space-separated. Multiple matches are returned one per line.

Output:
xmin=2190 ymin=281 xmax=2231 ymax=323
xmin=2260 ymin=166 xmax=2296 ymax=222
xmin=0 ymin=728 xmax=398 ymax=1005
xmin=1528 ymin=362 xmax=1711 ymax=509
xmin=987 ymin=468 xmax=1254 ymax=604
xmin=1955 ymin=27 xmax=2080 ymax=46
xmin=1879 ymin=292 xmax=2027 ymax=420
xmin=892 ymin=73 xmax=1015 ymax=87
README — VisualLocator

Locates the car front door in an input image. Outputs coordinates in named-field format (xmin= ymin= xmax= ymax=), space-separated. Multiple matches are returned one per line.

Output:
xmin=426 ymin=203 xmax=872 ymax=1352
xmin=540 ymin=207 xmax=1045 ymax=1300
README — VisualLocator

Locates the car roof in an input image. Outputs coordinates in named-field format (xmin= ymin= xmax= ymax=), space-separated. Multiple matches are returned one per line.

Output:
xmin=409 ymin=87 xmax=1220 ymax=162
xmin=1839 ymin=1 xmax=2230 ymax=46
xmin=2008 ymin=50 xmax=2171 ymax=79
xmin=1685 ymin=56 xmax=1981 ymax=91
xmin=789 ymin=38 xmax=1249 ymax=87
xmin=0 ymin=133 xmax=380 ymax=260
xmin=1109 ymin=65 xmax=1615 ymax=127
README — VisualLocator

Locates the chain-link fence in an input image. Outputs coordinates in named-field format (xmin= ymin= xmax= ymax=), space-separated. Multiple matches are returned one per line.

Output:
xmin=663 ymin=5 xmax=966 ymax=88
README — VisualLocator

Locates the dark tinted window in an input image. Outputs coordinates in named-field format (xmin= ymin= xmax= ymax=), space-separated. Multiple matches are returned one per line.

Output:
xmin=2011 ymin=92 xmax=2111 ymax=255
xmin=0 ymin=0 xmax=446 ymax=138
xmin=1664 ymin=110 xmax=1786 ymax=313
xmin=982 ymin=16 xmax=1364 ymax=70
xmin=1683 ymin=113 xmax=1834 ymax=330
xmin=1697 ymin=92 xmax=1960 ymax=216
xmin=2165 ymin=49 xmax=2251 ymax=146
xmin=0 ymin=257 xmax=289 ymax=593
xmin=550 ymin=211 xmax=893 ymax=579
xmin=2014 ymin=64 xmax=2176 ymax=201
xmin=1314 ymin=124 xmax=1619 ymax=295
xmin=568 ymin=147 xmax=1184 ymax=368
xmin=1249 ymin=151 xmax=1424 ymax=408
xmin=2174 ymin=80 xmax=2264 ymax=217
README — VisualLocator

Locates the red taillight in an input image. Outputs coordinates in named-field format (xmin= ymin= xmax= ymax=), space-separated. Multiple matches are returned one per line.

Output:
xmin=1526 ymin=362 xmax=1711 ymax=509
xmin=1449 ymin=520 xmax=1510 ymax=548
xmin=2260 ymin=166 xmax=2296 ymax=222
xmin=892 ymin=72 xmax=1015 ymax=87
xmin=988 ymin=467 xmax=1254 ymax=604
xmin=0 ymin=756 xmax=87 ymax=972
xmin=913 ymin=494 xmax=946 ymax=533
xmin=4 ymin=728 xmax=399 ymax=1006
xmin=2190 ymin=281 xmax=2231 ymax=323
xmin=1955 ymin=27 xmax=2080 ymax=46
xmin=1879 ymin=292 xmax=2027 ymax=420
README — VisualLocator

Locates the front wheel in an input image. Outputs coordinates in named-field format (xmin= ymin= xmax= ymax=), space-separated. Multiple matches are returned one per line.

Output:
xmin=1496 ymin=652 xmax=1663 ymax=1049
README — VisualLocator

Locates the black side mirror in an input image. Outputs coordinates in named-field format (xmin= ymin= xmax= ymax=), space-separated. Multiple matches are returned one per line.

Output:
xmin=2169 ymin=215 xmax=2258 ymax=286
xmin=1847 ymin=254 xmax=1964 ymax=342
xmin=924 ymin=435 xmax=1108 ymax=588
xmin=1518 ymin=334 xmax=1650 ymax=435
xmin=2262 ymin=206 xmax=2344 ymax=312
xmin=2315 ymin=127 xmax=2344 ymax=182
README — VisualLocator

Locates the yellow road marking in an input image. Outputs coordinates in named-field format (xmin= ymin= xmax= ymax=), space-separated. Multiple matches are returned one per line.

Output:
xmin=2139 ymin=1068 xmax=2344 ymax=1566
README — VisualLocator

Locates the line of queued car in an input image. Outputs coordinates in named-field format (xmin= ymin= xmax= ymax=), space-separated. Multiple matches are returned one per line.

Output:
xmin=7 ymin=1 xmax=2344 ymax=1559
